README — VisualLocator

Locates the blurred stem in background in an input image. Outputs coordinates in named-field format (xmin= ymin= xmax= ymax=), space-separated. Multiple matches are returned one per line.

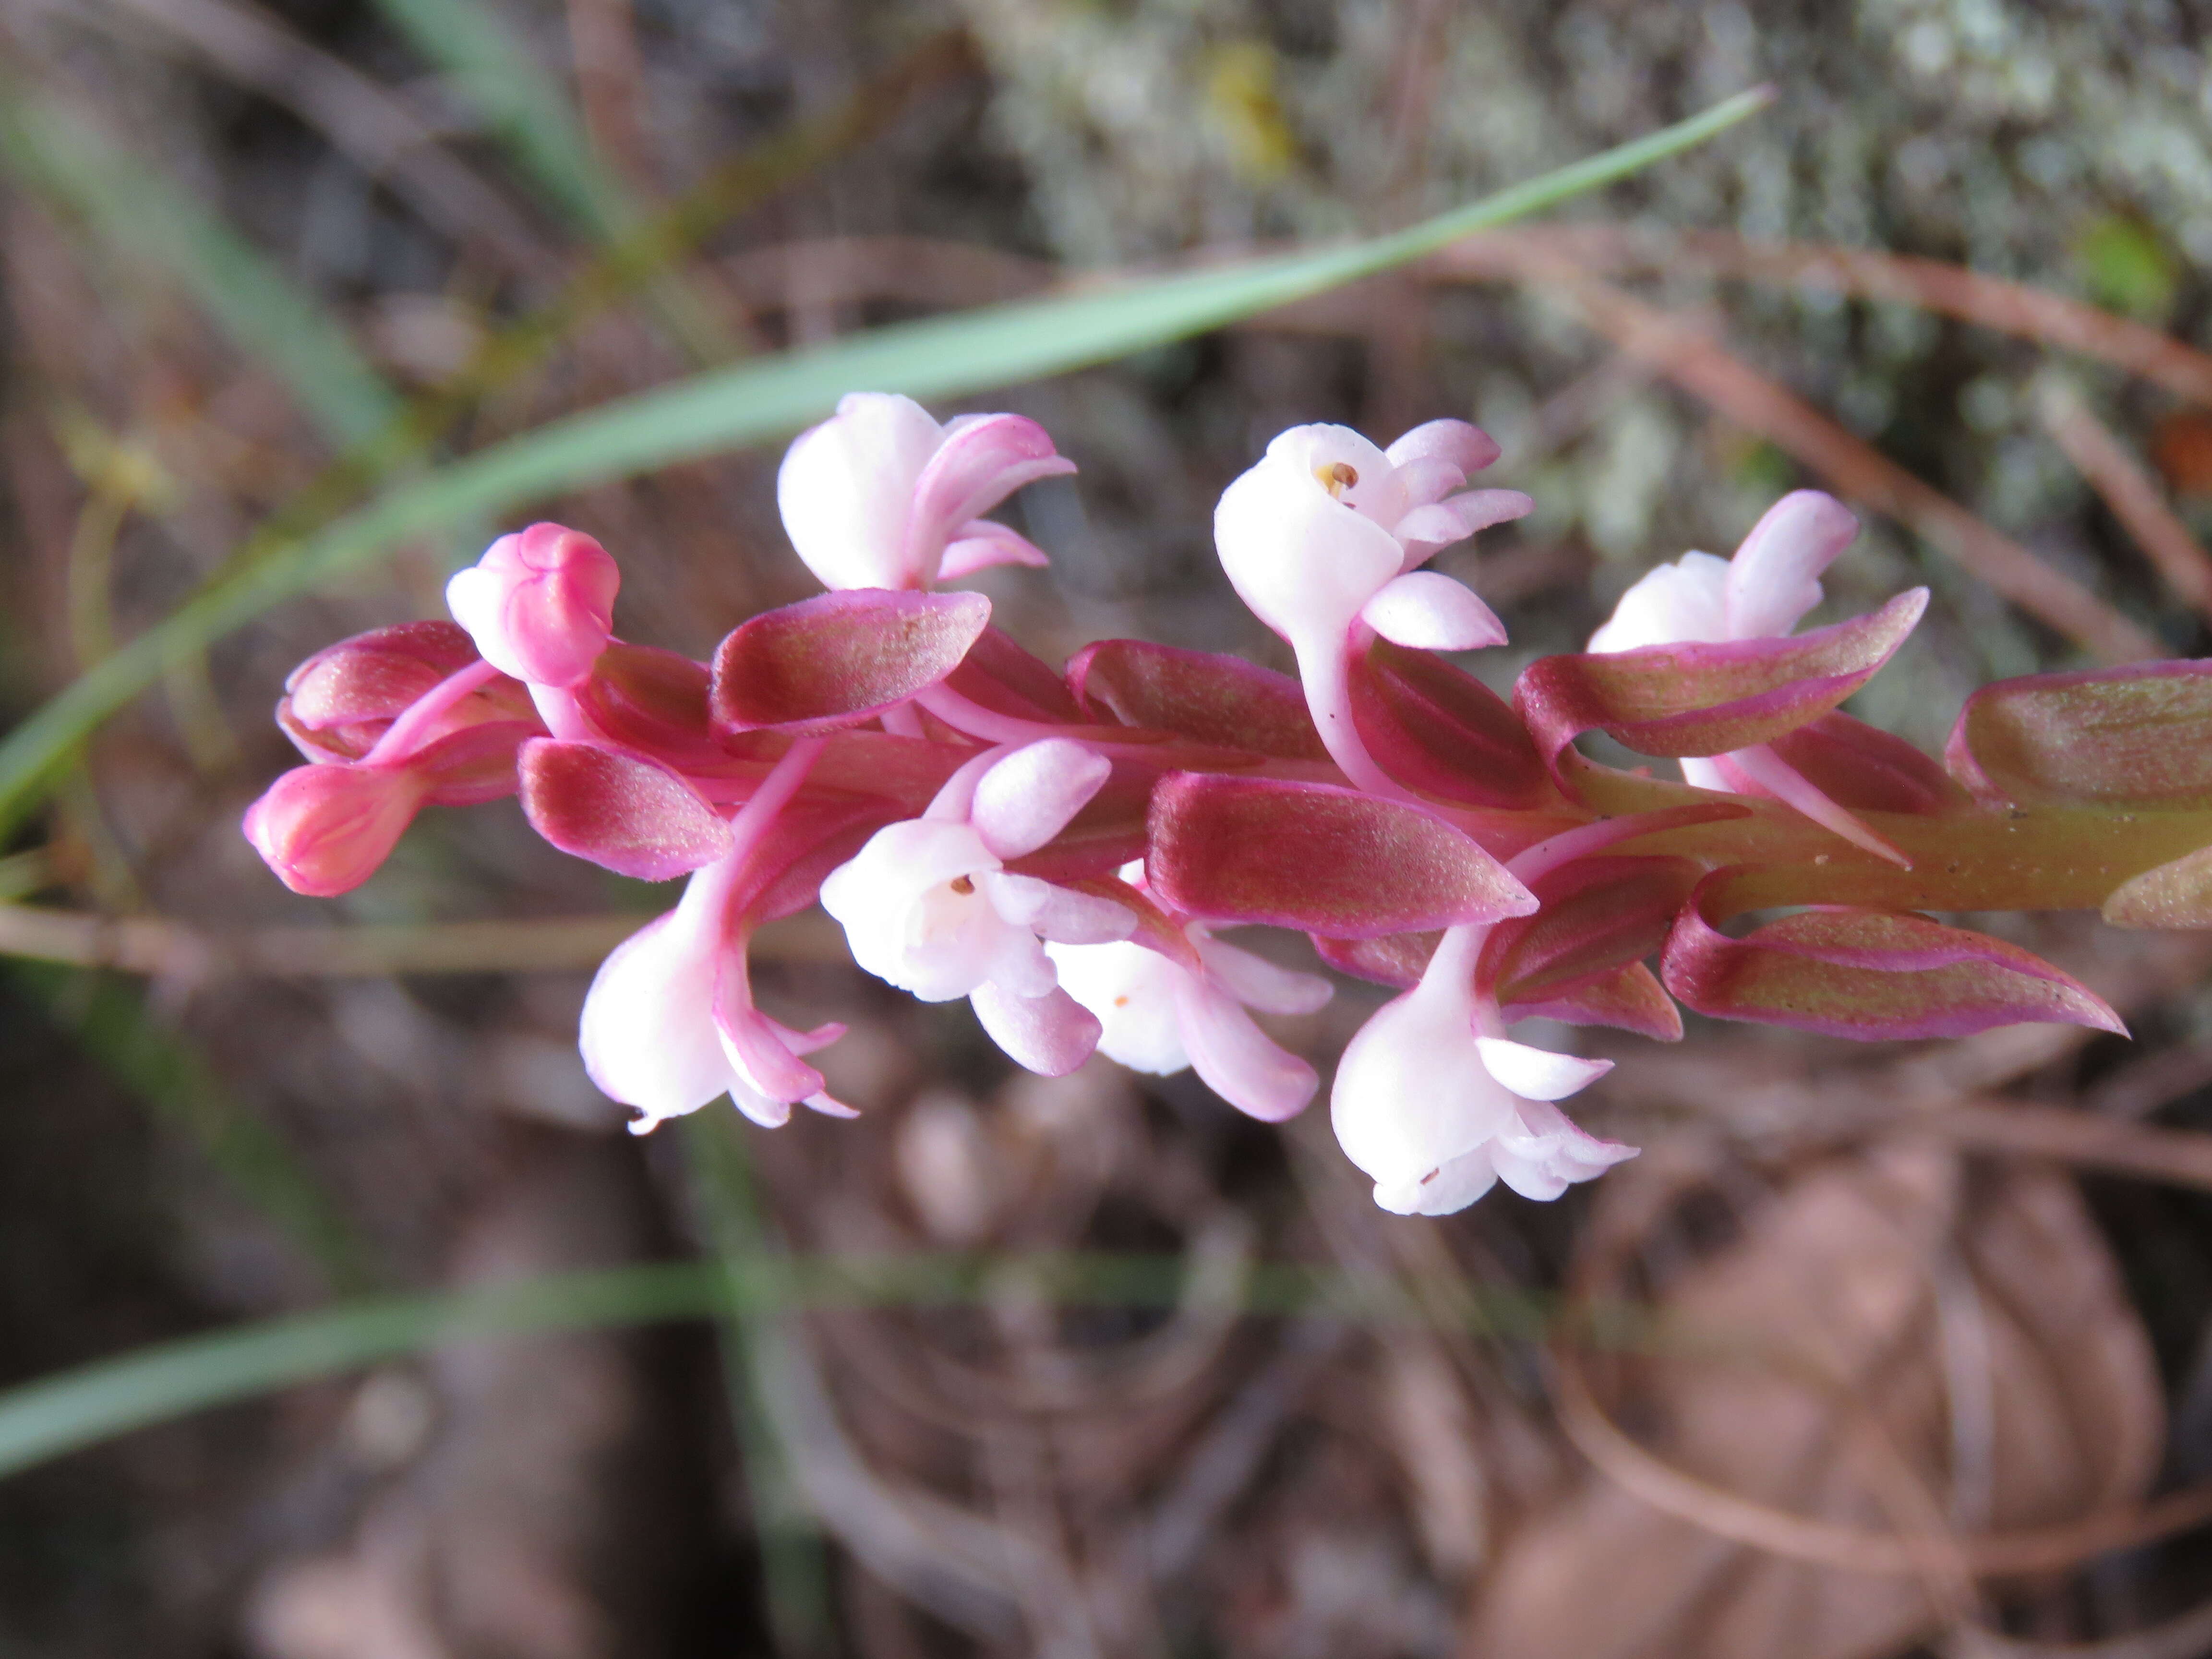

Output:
xmin=684 ymin=1114 xmax=836 ymax=1657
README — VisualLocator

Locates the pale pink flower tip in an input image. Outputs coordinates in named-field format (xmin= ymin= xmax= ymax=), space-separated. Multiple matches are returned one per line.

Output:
xmin=778 ymin=393 xmax=1073 ymax=592
xmin=242 ymin=764 xmax=429 ymax=897
xmin=446 ymin=521 xmax=619 ymax=689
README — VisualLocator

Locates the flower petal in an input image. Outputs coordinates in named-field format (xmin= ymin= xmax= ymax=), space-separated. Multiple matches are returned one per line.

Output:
xmin=968 ymin=981 xmax=1100 ymax=1076
xmin=777 ymin=392 xmax=943 ymax=590
xmin=1383 ymin=419 xmax=1501 ymax=477
xmin=578 ymin=912 xmax=736 ymax=1127
xmin=1488 ymin=1099 xmax=1638 ymax=1201
xmin=1358 ymin=570 xmax=1509 ymax=651
xmin=1473 ymin=1036 xmax=1612 ymax=1102
xmin=1046 ymin=940 xmax=1189 ymax=1073
xmin=971 ymin=737 xmax=1112 ymax=859
xmin=1724 ymin=490 xmax=1858 ymax=640
xmin=1389 ymin=488 xmax=1534 ymax=566
xmin=902 ymin=413 xmax=1074 ymax=586
xmin=1587 ymin=553 xmax=1729 ymax=653
xmin=1373 ymin=1145 xmax=1500 ymax=1216
xmin=1345 ymin=637 xmax=1551 ymax=809
xmin=1173 ymin=979 xmax=1318 ymax=1121
xmin=938 ymin=519 xmax=1053 ymax=579
xmin=1193 ymin=935 xmax=1333 ymax=1015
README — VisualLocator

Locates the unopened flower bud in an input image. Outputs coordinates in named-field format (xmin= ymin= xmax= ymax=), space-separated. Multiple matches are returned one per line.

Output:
xmin=446 ymin=522 xmax=619 ymax=688
xmin=242 ymin=764 xmax=430 ymax=896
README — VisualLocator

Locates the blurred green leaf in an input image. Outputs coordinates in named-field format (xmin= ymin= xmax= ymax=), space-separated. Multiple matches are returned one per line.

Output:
xmin=0 ymin=88 xmax=1768 ymax=830
xmin=8 ymin=962 xmax=373 ymax=1290
xmin=0 ymin=1248 xmax=1565 ymax=1482
xmin=2076 ymin=214 xmax=2178 ymax=323
xmin=0 ymin=90 xmax=401 ymax=447
xmin=368 ymin=0 xmax=618 ymax=237
xmin=684 ymin=1115 xmax=833 ymax=1654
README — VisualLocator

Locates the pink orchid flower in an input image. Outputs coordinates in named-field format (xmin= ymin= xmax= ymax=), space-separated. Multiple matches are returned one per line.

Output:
xmin=1330 ymin=924 xmax=1633 ymax=1215
xmin=1588 ymin=490 xmax=1921 ymax=866
xmin=579 ymin=740 xmax=854 ymax=1134
xmin=445 ymin=522 xmax=619 ymax=690
xmin=818 ymin=739 xmax=1136 ymax=1074
xmin=1046 ymin=877 xmax=1333 ymax=1121
xmin=1213 ymin=419 xmax=1530 ymax=792
xmin=778 ymin=393 xmax=1075 ymax=592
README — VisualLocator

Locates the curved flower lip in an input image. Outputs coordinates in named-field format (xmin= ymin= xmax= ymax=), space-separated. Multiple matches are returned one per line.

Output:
xmin=446 ymin=522 xmax=619 ymax=689
xmin=777 ymin=393 xmax=1073 ymax=592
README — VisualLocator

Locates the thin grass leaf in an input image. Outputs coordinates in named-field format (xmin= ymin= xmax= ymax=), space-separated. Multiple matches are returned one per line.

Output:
xmin=0 ymin=1250 xmax=1573 ymax=1483
xmin=0 ymin=88 xmax=400 ymax=448
xmin=0 ymin=88 xmax=1769 ymax=831
xmin=8 ymin=963 xmax=373 ymax=1290
xmin=367 ymin=0 xmax=617 ymax=237
xmin=683 ymin=1115 xmax=834 ymax=1653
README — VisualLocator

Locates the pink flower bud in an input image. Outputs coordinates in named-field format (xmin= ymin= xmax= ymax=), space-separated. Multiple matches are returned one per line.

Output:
xmin=241 ymin=764 xmax=431 ymax=896
xmin=445 ymin=522 xmax=619 ymax=688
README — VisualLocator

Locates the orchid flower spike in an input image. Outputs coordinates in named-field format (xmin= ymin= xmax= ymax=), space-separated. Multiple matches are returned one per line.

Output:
xmin=779 ymin=393 xmax=1076 ymax=592
xmin=581 ymin=847 xmax=852 ymax=1135
xmin=1589 ymin=490 xmax=1919 ymax=866
xmin=819 ymin=739 xmax=1138 ymax=1074
xmin=1047 ymin=884 xmax=1333 ymax=1120
xmin=1214 ymin=420 xmax=1531 ymax=791
xmin=446 ymin=523 xmax=619 ymax=690
xmin=1331 ymin=926 xmax=1634 ymax=1215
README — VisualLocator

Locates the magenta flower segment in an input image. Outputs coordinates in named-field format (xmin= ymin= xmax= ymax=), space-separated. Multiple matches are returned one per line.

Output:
xmin=243 ymin=394 xmax=2212 ymax=1216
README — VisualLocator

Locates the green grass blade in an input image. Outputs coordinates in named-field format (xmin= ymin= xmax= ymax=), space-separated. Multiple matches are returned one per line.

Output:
xmin=8 ymin=963 xmax=374 ymax=1290
xmin=0 ymin=88 xmax=1768 ymax=828
xmin=0 ymin=1249 xmax=1560 ymax=1482
xmin=0 ymin=90 xmax=401 ymax=448
xmin=368 ymin=0 xmax=618 ymax=237
xmin=684 ymin=1116 xmax=834 ymax=1654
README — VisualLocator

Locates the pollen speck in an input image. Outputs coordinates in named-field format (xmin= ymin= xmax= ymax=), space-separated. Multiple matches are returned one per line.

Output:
xmin=1314 ymin=460 xmax=1358 ymax=498
xmin=949 ymin=875 xmax=974 ymax=895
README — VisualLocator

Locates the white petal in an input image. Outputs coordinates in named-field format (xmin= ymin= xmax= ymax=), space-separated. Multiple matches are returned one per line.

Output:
xmin=1330 ymin=981 xmax=1518 ymax=1193
xmin=578 ymin=912 xmax=737 ymax=1125
xmin=971 ymin=739 xmax=1110 ymax=859
xmin=1022 ymin=883 xmax=1139 ymax=946
xmin=969 ymin=981 xmax=1099 ymax=1076
xmin=1214 ymin=428 xmax=1408 ymax=649
xmin=1587 ymin=553 xmax=1730 ymax=652
xmin=1390 ymin=488 xmax=1533 ymax=567
xmin=938 ymin=520 xmax=1052 ymax=578
xmin=1358 ymin=570 xmax=1509 ymax=651
xmin=820 ymin=818 xmax=1009 ymax=1001
xmin=1373 ymin=1144 xmax=1500 ymax=1216
xmin=1384 ymin=419 xmax=1500 ymax=477
xmin=1474 ymin=1036 xmax=1612 ymax=1102
xmin=1175 ymin=980 xmax=1317 ymax=1121
xmin=1489 ymin=1098 xmax=1638 ymax=1201
xmin=1724 ymin=490 xmax=1857 ymax=640
xmin=1193 ymin=934 xmax=1333 ymax=1015
xmin=1047 ymin=940 xmax=1190 ymax=1074
xmin=776 ymin=393 xmax=943 ymax=590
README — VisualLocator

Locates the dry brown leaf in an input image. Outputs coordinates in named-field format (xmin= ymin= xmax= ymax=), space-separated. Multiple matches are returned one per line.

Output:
xmin=1465 ymin=1149 xmax=2163 ymax=1659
